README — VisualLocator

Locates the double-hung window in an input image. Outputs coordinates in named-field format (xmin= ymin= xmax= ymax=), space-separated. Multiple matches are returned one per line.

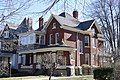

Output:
xmin=40 ymin=35 xmax=45 ymax=45
xmin=55 ymin=33 xmax=59 ymax=44
xmin=80 ymin=41 xmax=83 ymax=53
xmin=4 ymin=31 xmax=9 ymax=38
xmin=49 ymin=34 xmax=53 ymax=45
xmin=36 ymin=35 xmax=39 ymax=44
xmin=84 ymin=36 xmax=89 ymax=47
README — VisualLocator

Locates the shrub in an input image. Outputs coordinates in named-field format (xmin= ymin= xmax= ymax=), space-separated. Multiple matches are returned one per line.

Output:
xmin=93 ymin=67 xmax=113 ymax=80
xmin=82 ymin=64 xmax=92 ymax=75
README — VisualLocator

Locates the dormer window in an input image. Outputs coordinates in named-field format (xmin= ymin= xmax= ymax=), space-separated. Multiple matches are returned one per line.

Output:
xmin=52 ymin=23 xmax=56 ymax=29
xmin=4 ymin=31 xmax=9 ymax=38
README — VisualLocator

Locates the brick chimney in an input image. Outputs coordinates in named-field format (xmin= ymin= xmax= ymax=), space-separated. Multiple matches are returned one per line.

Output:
xmin=73 ymin=10 xmax=78 ymax=19
xmin=39 ymin=17 xmax=44 ymax=27
xmin=27 ymin=17 xmax=32 ymax=31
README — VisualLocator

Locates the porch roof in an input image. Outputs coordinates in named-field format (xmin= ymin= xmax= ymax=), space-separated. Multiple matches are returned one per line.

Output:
xmin=18 ymin=45 xmax=76 ymax=54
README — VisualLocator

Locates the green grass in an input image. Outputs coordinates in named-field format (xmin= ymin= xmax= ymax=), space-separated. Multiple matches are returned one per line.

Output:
xmin=0 ymin=76 xmax=94 ymax=80
xmin=0 ymin=76 xmax=48 ymax=80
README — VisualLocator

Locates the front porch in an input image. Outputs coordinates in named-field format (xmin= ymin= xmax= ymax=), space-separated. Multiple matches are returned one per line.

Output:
xmin=18 ymin=46 xmax=77 ymax=76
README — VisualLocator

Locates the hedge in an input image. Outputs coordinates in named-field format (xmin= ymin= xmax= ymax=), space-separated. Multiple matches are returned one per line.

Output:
xmin=93 ymin=67 xmax=113 ymax=80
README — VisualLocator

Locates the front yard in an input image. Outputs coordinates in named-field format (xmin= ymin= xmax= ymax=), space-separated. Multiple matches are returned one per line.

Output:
xmin=0 ymin=75 xmax=94 ymax=80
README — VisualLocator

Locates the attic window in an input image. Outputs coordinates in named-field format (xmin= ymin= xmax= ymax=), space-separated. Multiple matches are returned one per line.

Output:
xmin=52 ymin=23 xmax=56 ymax=29
xmin=4 ymin=31 xmax=9 ymax=38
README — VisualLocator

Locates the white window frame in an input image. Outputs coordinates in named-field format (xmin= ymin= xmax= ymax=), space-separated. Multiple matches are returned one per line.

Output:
xmin=84 ymin=36 xmax=89 ymax=47
xmin=30 ymin=36 xmax=33 ymax=44
xmin=49 ymin=34 xmax=53 ymax=45
xmin=55 ymin=33 xmax=59 ymax=44
xmin=36 ymin=34 xmax=40 ymax=44
xmin=40 ymin=35 xmax=45 ymax=45
xmin=80 ymin=41 xmax=83 ymax=53
xmin=4 ymin=31 xmax=9 ymax=38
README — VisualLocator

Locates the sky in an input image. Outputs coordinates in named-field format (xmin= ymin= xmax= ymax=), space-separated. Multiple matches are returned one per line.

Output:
xmin=16 ymin=0 xmax=92 ymax=30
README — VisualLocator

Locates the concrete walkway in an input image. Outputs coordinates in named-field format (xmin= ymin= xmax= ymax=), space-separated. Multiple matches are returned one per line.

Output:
xmin=22 ymin=75 xmax=93 ymax=80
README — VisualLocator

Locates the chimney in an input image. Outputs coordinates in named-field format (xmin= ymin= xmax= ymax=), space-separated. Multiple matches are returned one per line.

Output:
xmin=73 ymin=10 xmax=78 ymax=19
xmin=27 ymin=17 xmax=32 ymax=31
xmin=39 ymin=17 xmax=44 ymax=27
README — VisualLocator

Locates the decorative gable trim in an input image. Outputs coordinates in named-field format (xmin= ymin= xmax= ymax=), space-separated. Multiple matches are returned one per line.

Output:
xmin=44 ymin=14 xmax=62 ymax=30
xmin=88 ymin=20 xmax=101 ymax=33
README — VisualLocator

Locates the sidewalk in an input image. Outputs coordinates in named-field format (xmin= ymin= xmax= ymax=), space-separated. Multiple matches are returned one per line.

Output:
xmin=22 ymin=75 xmax=93 ymax=80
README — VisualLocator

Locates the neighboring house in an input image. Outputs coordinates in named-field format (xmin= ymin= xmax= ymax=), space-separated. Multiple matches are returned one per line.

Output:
xmin=17 ymin=11 xmax=105 ymax=75
xmin=0 ymin=24 xmax=18 ymax=77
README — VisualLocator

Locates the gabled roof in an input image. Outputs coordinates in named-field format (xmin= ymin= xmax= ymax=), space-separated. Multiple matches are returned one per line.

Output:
xmin=76 ymin=20 xmax=94 ymax=30
xmin=15 ymin=18 xmax=29 ymax=34
xmin=44 ymin=12 xmax=101 ymax=34
xmin=0 ymin=24 xmax=17 ymax=40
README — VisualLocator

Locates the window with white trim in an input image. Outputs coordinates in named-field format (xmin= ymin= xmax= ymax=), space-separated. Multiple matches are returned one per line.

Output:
xmin=80 ymin=41 xmax=83 ymax=53
xmin=36 ymin=34 xmax=39 ymax=44
xmin=84 ymin=36 xmax=89 ymax=47
xmin=40 ymin=35 xmax=45 ymax=45
xmin=85 ymin=53 xmax=89 ymax=64
xmin=55 ymin=33 xmax=59 ymax=44
xmin=4 ymin=31 xmax=9 ymax=38
xmin=49 ymin=34 xmax=53 ymax=45
xmin=30 ymin=36 xmax=34 ymax=44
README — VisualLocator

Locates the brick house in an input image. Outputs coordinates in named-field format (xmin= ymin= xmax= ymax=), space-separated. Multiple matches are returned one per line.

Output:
xmin=17 ymin=11 xmax=105 ymax=75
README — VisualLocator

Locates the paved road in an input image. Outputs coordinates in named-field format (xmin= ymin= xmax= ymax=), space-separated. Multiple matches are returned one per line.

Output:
xmin=22 ymin=75 xmax=93 ymax=80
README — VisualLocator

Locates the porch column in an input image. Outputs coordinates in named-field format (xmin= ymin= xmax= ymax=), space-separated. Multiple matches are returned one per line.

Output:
xmin=33 ymin=54 xmax=37 ymax=69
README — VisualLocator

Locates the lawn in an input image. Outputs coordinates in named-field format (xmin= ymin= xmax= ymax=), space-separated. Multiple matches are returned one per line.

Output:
xmin=0 ymin=76 xmax=95 ymax=80
xmin=0 ymin=76 xmax=48 ymax=80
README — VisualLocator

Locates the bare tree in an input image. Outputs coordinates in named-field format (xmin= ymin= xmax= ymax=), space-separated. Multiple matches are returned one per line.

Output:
xmin=84 ymin=0 xmax=120 ymax=79
xmin=0 ymin=0 xmax=33 ymax=27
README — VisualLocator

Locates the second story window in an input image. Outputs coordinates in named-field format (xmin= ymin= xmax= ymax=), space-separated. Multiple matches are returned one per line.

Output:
xmin=55 ymin=33 xmax=59 ymax=44
xmin=80 ymin=41 xmax=83 ymax=53
xmin=36 ymin=35 xmax=39 ymax=44
xmin=4 ymin=31 xmax=9 ymax=38
xmin=40 ymin=35 xmax=45 ymax=45
xmin=30 ymin=36 xmax=33 ymax=44
xmin=49 ymin=34 xmax=53 ymax=45
xmin=84 ymin=36 xmax=89 ymax=47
